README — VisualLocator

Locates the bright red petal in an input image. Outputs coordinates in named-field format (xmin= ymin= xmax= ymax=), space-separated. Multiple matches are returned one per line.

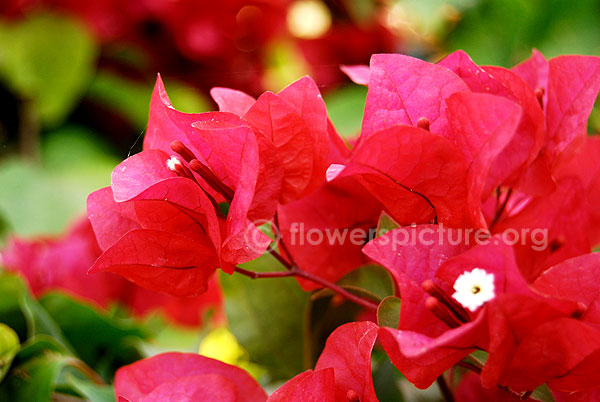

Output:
xmin=267 ymin=369 xmax=335 ymax=402
xmin=340 ymin=64 xmax=370 ymax=86
xmin=363 ymin=225 xmax=470 ymax=337
xmin=210 ymin=87 xmax=256 ymax=116
xmin=348 ymin=125 xmax=478 ymax=228
xmin=115 ymin=352 xmax=267 ymax=402
xmin=89 ymin=229 xmax=219 ymax=297
xmin=277 ymin=176 xmax=382 ymax=290
xmin=87 ymin=187 xmax=141 ymax=251
xmin=378 ymin=314 xmax=485 ymax=389
xmin=315 ymin=321 xmax=379 ymax=402
xmin=446 ymin=92 xmax=522 ymax=208
xmin=493 ymin=177 xmax=590 ymax=282
xmin=545 ymin=55 xmax=600 ymax=158
xmin=361 ymin=54 xmax=468 ymax=140
xmin=533 ymin=253 xmax=600 ymax=324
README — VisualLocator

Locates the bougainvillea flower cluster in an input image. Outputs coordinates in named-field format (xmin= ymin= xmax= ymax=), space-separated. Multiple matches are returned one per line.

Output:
xmin=85 ymin=49 xmax=600 ymax=400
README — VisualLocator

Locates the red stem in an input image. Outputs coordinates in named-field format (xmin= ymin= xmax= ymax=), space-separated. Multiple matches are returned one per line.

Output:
xmin=436 ymin=376 xmax=455 ymax=402
xmin=233 ymin=266 xmax=379 ymax=311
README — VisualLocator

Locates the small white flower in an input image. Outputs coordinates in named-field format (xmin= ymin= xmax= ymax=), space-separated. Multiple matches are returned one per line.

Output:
xmin=166 ymin=156 xmax=182 ymax=172
xmin=452 ymin=268 xmax=495 ymax=312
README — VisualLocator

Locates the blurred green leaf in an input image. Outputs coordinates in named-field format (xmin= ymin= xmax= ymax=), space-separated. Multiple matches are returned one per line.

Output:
xmin=0 ymin=272 xmax=72 ymax=351
xmin=377 ymin=296 xmax=402 ymax=329
xmin=220 ymin=254 xmax=309 ymax=380
xmin=19 ymin=291 xmax=73 ymax=352
xmin=325 ymin=84 xmax=367 ymax=138
xmin=39 ymin=292 xmax=147 ymax=380
xmin=339 ymin=264 xmax=395 ymax=301
xmin=0 ymin=349 xmax=66 ymax=401
xmin=0 ymin=13 xmax=98 ymax=126
xmin=303 ymin=291 xmax=362 ymax=368
xmin=0 ymin=335 xmax=101 ymax=402
xmin=0 ymin=213 xmax=9 ymax=245
xmin=67 ymin=375 xmax=115 ymax=402
xmin=371 ymin=350 xmax=406 ymax=402
xmin=0 ymin=272 xmax=29 ymax=340
xmin=446 ymin=0 xmax=600 ymax=66
xmin=531 ymin=384 xmax=556 ymax=402
xmin=88 ymin=72 xmax=211 ymax=130
xmin=0 ymin=125 xmax=117 ymax=236
xmin=377 ymin=211 xmax=400 ymax=235
xmin=0 ymin=323 xmax=19 ymax=382
xmin=0 ymin=335 xmax=71 ymax=402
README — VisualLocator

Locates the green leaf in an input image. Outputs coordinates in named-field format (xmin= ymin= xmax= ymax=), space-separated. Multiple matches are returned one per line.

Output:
xmin=446 ymin=0 xmax=600 ymax=67
xmin=67 ymin=375 xmax=115 ymax=402
xmin=325 ymin=84 xmax=367 ymax=138
xmin=19 ymin=292 xmax=73 ymax=352
xmin=0 ymin=13 xmax=98 ymax=126
xmin=531 ymin=384 xmax=556 ymax=402
xmin=0 ymin=272 xmax=29 ymax=340
xmin=303 ymin=291 xmax=362 ymax=368
xmin=0 ymin=323 xmax=19 ymax=382
xmin=39 ymin=292 xmax=147 ymax=380
xmin=371 ymin=349 xmax=406 ymax=402
xmin=0 ymin=272 xmax=72 ymax=351
xmin=377 ymin=296 xmax=402 ymax=329
xmin=376 ymin=211 xmax=400 ymax=237
xmin=0 ymin=213 xmax=10 ymax=246
xmin=0 ymin=125 xmax=117 ymax=237
xmin=0 ymin=351 xmax=65 ymax=401
xmin=220 ymin=254 xmax=309 ymax=380
xmin=0 ymin=335 xmax=109 ymax=401
xmin=338 ymin=264 xmax=396 ymax=302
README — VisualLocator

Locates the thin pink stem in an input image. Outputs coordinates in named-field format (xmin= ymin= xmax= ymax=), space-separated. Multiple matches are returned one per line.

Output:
xmin=233 ymin=266 xmax=379 ymax=311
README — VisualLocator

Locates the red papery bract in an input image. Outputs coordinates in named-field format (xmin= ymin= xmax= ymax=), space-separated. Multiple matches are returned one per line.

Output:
xmin=114 ymin=352 xmax=267 ymax=402
xmin=242 ymin=76 xmax=329 ymax=203
xmin=499 ymin=317 xmax=600 ymax=391
xmin=455 ymin=372 xmax=521 ymax=401
xmin=554 ymin=136 xmax=600 ymax=247
xmin=439 ymin=50 xmax=547 ymax=195
xmin=89 ymin=229 xmax=219 ymax=297
xmin=533 ymin=253 xmax=600 ymax=324
xmin=340 ymin=64 xmax=370 ymax=86
xmin=363 ymin=226 xmax=470 ymax=337
xmin=493 ymin=177 xmax=590 ymax=282
xmin=346 ymin=125 xmax=478 ymax=228
xmin=266 ymin=369 xmax=335 ymax=402
xmin=2 ymin=216 xmax=223 ymax=326
xmin=545 ymin=56 xmax=600 ymax=159
xmin=315 ymin=321 xmax=379 ymax=402
xmin=445 ymin=92 xmax=521 ymax=212
xmin=361 ymin=54 xmax=468 ymax=141
xmin=277 ymin=176 xmax=382 ymax=290
xmin=1 ymin=217 xmax=124 ymax=307
xmin=378 ymin=316 xmax=484 ymax=390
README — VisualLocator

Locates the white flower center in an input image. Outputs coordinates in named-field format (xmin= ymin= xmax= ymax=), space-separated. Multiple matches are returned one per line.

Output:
xmin=166 ymin=156 xmax=182 ymax=172
xmin=452 ymin=268 xmax=495 ymax=312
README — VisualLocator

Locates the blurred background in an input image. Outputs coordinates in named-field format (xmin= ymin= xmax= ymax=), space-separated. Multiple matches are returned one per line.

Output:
xmin=0 ymin=1 xmax=599 ymax=400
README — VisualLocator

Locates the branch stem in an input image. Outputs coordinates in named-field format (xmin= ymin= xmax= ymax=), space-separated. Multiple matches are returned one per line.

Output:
xmin=233 ymin=266 xmax=379 ymax=311
xmin=436 ymin=376 xmax=455 ymax=402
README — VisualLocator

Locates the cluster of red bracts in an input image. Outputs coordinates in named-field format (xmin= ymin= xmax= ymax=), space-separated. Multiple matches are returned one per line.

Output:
xmin=88 ymin=49 xmax=600 ymax=400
